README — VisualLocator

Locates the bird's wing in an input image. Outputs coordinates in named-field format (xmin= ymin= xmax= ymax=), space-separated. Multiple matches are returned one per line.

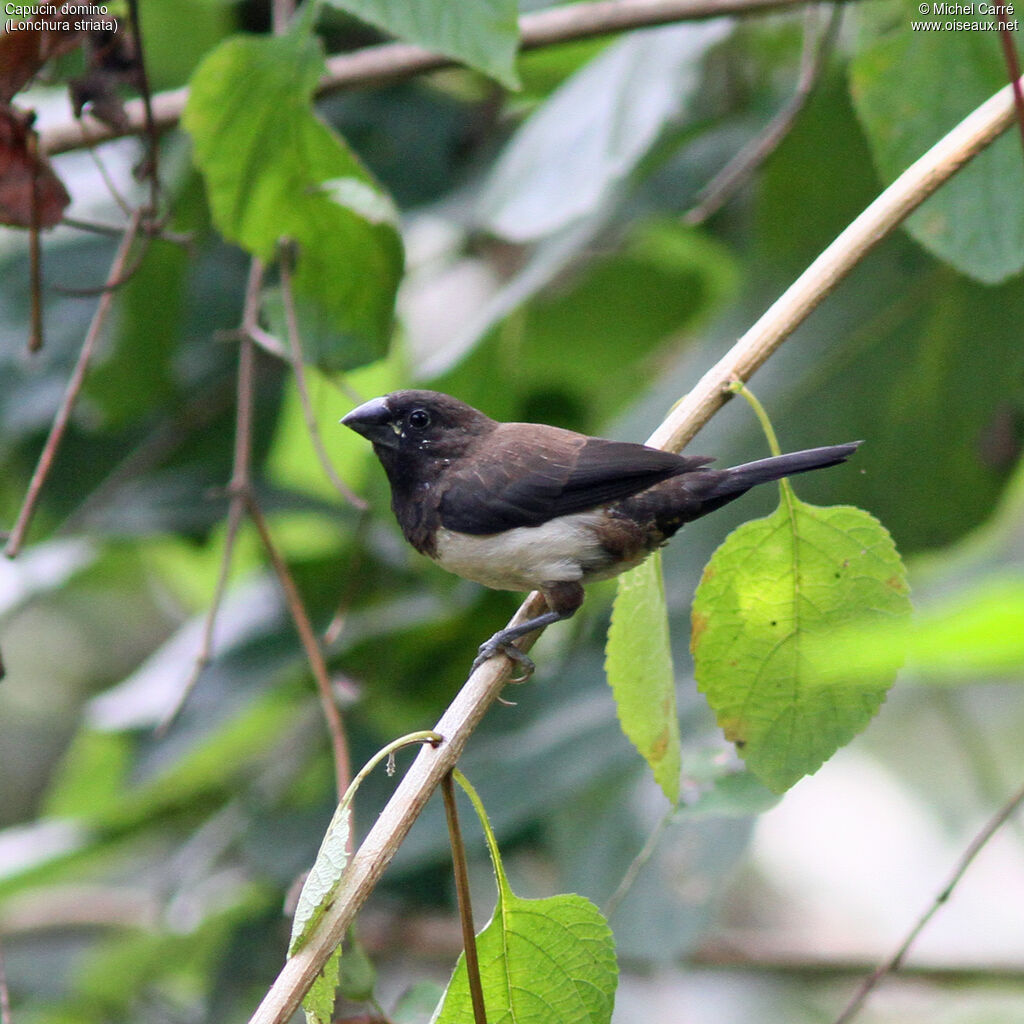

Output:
xmin=438 ymin=425 xmax=714 ymax=534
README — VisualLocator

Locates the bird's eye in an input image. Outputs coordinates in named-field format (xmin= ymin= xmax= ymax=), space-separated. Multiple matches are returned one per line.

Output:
xmin=407 ymin=409 xmax=431 ymax=430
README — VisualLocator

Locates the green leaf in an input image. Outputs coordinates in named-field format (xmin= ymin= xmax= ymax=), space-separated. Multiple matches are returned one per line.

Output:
xmin=849 ymin=4 xmax=1024 ymax=283
xmin=691 ymin=493 xmax=911 ymax=793
xmin=435 ymin=891 xmax=617 ymax=1024
xmin=289 ymin=798 xmax=353 ymax=955
xmin=435 ymin=773 xmax=618 ymax=1024
xmin=477 ymin=21 xmax=731 ymax=241
xmin=303 ymin=945 xmax=342 ymax=1024
xmin=605 ymin=552 xmax=682 ymax=804
xmin=337 ymin=936 xmax=377 ymax=1002
xmin=323 ymin=0 xmax=520 ymax=89
xmin=182 ymin=27 xmax=403 ymax=368
xmin=289 ymin=733 xmax=441 ymax=1024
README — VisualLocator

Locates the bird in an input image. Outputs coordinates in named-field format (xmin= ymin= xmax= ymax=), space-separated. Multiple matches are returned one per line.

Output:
xmin=342 ymin=390 xmax=860 ymax=677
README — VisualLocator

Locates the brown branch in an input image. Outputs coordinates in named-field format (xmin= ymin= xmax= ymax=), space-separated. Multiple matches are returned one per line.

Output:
xmin=996 ymin=21 xmax=1024 ymax=159
xmin=684 ymin=2 xmax=841 ymax=224
xmin=246 ymin=493 xmax=352 ymax=802
xmin=279 ymin=252 xmax=368 ymax=510
xmin=41 ymin=0 xmax=823 ymax=155
xmin=156 ymin=259 xmax=266 ymax=732
xmin=271 ymin=0 xmax=296 ymax=36
xmin=52 ymin=241 xmax=150 ymax=295
xmin=832 ymin=779 xmax=1024 ymax=1024
xmin=125 ymin=0 xmax=160 ymax=215
xmin=442 ymin=771 xmax=488 ymax=1024
xmin=28 ymin=130 xmax=43 ymax=352
xmin=4 ymin=211 xmax=143 ymax=558
xmin=244 ymin=73 xmax=1024 ymax=1024
xmin=0 ymin=936 xmax=11 ymax=1024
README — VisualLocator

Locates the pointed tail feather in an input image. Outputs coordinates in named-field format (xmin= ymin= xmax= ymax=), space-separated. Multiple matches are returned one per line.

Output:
xmin=703 ymin=441 xmax=862 ymax=500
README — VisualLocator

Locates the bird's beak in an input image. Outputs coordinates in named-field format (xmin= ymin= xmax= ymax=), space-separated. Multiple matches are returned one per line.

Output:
xmin=341 ymin=396 xmax=400 ymax=449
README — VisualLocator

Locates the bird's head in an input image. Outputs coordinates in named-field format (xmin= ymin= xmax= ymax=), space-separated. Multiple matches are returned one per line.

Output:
xmin=342 ymin=390 xmax=495 ymax=480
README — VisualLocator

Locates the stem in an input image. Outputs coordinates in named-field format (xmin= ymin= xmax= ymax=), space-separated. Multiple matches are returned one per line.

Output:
xmin=28 ymin=129 xmax=43 ymax=352
xmin=442 ymin=772 xmax=488 ymax=1024
xmin=4 ymin=212 xmax=142 ymax=558
xmin=348 ymin=731 xmax=444 ymax=799
xmin=727 ymin=379 xmax=782 ymax=457
xmin=126 ymin=0 xmax=160 ymax=216
xmin=247 ymin=495 xmax=352 ymax=803
xmin=996 ymin=22 xmax=1024 ymax=159
xmin=603 ymin=807 xmax=672 ymax=919
xmin=0 ymin=936 xmax=11 ymax=1024
xmin=685 ymin=3 xmax=841 ymax=225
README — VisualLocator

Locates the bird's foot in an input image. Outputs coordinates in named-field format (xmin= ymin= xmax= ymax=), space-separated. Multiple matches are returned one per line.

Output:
xmin=471 ymin=632 xmax=535 ymax=682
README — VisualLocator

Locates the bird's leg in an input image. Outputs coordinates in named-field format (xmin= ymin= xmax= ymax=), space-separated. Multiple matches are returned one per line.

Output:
xmin=472 ymin=582 xmax=584 ymax=680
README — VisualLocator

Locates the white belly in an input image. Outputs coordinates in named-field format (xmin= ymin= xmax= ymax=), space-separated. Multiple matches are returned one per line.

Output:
xmin=433 ymin=513 xmax=613 ymax=592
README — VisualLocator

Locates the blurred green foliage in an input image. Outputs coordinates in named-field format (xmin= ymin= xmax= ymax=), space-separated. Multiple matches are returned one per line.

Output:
xmin=1 ymin=1 xmax=1023 ymax=1022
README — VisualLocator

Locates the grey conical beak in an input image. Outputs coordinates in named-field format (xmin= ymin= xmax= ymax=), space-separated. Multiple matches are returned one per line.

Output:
xmin=341 ymin=396 xmax=399 ymax=448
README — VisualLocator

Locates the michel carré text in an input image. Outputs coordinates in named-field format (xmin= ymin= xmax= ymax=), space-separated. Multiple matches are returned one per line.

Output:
xmin=928 ymin=2 xmax=1015 ymax=13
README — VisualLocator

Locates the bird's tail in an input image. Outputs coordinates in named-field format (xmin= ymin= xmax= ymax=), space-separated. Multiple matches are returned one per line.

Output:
xmin=701 ymin=441 xmax=862 ymax=502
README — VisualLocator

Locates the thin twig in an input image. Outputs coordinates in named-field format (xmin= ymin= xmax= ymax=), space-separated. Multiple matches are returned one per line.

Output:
xmin=52 ymin=241 xmax=150 ymax=295
xmin=28 ymin=130 xmax=43 ymax=352
xmin=442 ymin=772 xmax=488 ymax=1024
xmin=684 ymin=3 xmax=841 ymax=224
xmin=246 ymin=495 xmax=352 ymax=802
xmin=279 ymin=252 xmax=367 ymax=510
xmin=271 ymin=0 xmax=295 ymax=35
xmin=0 ymin=936 xmax=11 ymax=1024
xmin=41 ymin=0 xmax=826 ymax=155
xmin=244 ymin=74 xmax=1024 ymax=1024
xmin=157 ymin=260 xmax=265 ymax=732
xmin=832 ymin=779 xmax=1024 ymax=1024
xmin=125 ymin=0 xmax=160 ymax=215
xmin=603 ymin=807 xmax=672 ymax=919
xmin=81 ymin=121 xmax=134 ymax=216
xmin=4 ymin=211 xmax=142 ymax=558
xmin=996 ymin=21 xmax=1024 ymax=159
xmin=62 ymin=214 xmax=193 ymax=247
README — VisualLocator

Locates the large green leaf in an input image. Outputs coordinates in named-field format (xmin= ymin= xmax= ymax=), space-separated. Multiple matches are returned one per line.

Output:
xmin=434 ymin=774 xmax=618 ymax=1024
xmin=605 ymin=552 xmax=681 ymax=804
xmin=849 ymin=3 xmax=1024 ymax=283
xmin=182 ymin=26 xmax=403 ymax=369
xmin=691 ymin=492 xmax=911 ymax=792
xmin=323 ymin=0 xmax=520 ymax=88
xmin=476 ymin=21 xmax=731 ymax=241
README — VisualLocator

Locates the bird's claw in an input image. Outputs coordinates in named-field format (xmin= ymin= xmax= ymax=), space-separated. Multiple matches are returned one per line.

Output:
xmin=471 ymin=635 xmax=535 ymax=682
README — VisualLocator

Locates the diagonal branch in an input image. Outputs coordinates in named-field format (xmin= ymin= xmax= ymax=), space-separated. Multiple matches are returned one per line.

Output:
xmin=41 ymin=0 xmax=826 ymax=155
xmin=832 ymin=778 xmax=1024 ymax=1024
xmin=4 ymin=211 xmax=142 ymax=558
xmin=245 ymin=70 xmax=1024 ymax=1024
xmin=684 ymin=2 xmax=842 ymax=225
